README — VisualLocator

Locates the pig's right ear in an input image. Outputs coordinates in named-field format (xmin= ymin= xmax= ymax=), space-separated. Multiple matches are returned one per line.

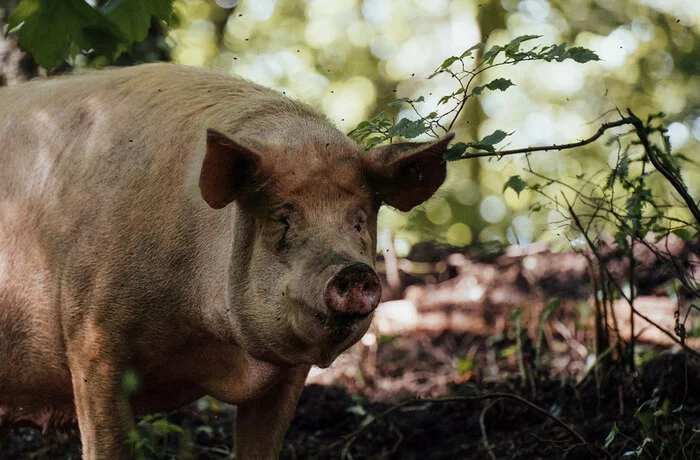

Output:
xmin=199 ymin=129 xmax=262 ymax=209
xmin=361 ymin=134 xmax=454 ymax=212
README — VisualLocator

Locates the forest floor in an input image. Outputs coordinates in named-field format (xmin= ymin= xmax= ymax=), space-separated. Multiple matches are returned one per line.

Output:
xmin=2 ymin=239 xmax=699 ymax=459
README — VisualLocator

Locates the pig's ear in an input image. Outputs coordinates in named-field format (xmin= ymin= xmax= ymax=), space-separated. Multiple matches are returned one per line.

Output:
xmin=362 ymin=134 xmax=454 ymax=212
xmin=199 ymin=129 xmax=262 ymax=209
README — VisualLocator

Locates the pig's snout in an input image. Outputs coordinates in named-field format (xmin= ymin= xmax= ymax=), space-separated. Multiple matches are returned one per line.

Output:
xmin=324 ymin=262 xmax=381 ymax=317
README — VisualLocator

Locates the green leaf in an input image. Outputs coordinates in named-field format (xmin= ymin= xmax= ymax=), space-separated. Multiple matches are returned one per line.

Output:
xmin=440 ymin=56 xmax=459 ymax=69
xmin=466 ymin=141 xmax=495 ymax=153
xmin=11 ymin=0 xmax=123 ymax=69
xmin=480 ymin=129 xmax=511 ymax=147
xmin=444 ymin=142 xmax=467 ymax=161
xmin=459 ymin=130 xmax=512 ymax=154
xmin=503 ymin=175 xmax=527 ymax=197
xmin=460 ymin=42 xmax=484 ymax=58
xmin=482 ymin=45 xmax=502 ymax=63
xmin=487 ymin=77 xmax=515 ymax=91
xmin=149 ymin=0 xmax=173 ymax=21
xmin=604 ymin=423 xmax=619 ymax=448
xmin=387 ymin=95 xmax=425 ymax=107
xmin=14 ymin=0 xmax=74 ymax=69
xmin=507 ymin=34 xmax=541 ymax=49
xmin=103 ymin=0 xmax=153 ymax=43
xmin=543 ymin=43 xmax=567 ymax=62
xmin=456 ymin=356 xmax=475 ymax=376
xmin=437 ymin=95 xmax=452 ymax=105
xmin=505 ymin=34 xmax=541 ymax=57
xmin=77 ymin=26 xmax=123 ymax=58
xmin=387 ymin=118 xmax=428 ymax=139
xmin=9 ymin=0 xmax=173 ymax=70
xmin=152 ymin=418 xmax=183 ymax=434
xmin=636 ymin=410 xmax=654 ymax=430
xmin=471 ymin=78 xmax=514 ymax=97
xmin=7 ymin=0 xmax=40 ymax=30
xmin=672 ymin=228 xmax=693 ymax=242
xmin=566 ymin=46 xmax=600 ymax=63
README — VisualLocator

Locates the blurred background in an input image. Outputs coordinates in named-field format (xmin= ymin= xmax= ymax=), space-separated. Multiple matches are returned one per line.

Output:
xmin=164 ymin=0 xmax=700 ymax=255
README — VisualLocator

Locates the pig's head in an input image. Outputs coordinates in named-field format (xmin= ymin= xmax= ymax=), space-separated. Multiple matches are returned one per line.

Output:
xmin=199 ymin=121 xmax=452 ymax=368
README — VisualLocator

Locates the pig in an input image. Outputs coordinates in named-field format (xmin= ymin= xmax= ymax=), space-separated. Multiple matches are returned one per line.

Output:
xmin=0 ymin=63 xmax=452 ymax=459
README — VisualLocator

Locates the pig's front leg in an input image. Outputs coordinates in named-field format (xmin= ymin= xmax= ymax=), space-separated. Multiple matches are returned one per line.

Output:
xmin=234 ymin=365 xmax=310 ymax=459
xmin=66 ymin=324 xmax=136 ymax=460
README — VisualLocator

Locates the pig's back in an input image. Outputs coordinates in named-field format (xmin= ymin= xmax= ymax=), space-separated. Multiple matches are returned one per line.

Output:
xmin=0 ymin=64 xmax=282 ymax=418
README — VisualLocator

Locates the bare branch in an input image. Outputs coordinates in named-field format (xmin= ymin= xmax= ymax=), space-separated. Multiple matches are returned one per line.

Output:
xmin=461 ymin=117 xmax=634 ymax=159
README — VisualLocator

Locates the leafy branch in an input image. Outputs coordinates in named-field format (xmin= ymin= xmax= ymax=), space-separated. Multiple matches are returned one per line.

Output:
xmin=6 ymin=0 xmax=173 ymax=70
xmin=351 ymin=34 xmax=698 ymax=233
xmin=349 ymin=34 xmax=599 ymax=151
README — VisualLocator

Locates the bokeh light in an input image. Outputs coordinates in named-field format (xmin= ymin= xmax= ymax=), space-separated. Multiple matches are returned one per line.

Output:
xmin=168 ymin=0 xmax=700 ymax=253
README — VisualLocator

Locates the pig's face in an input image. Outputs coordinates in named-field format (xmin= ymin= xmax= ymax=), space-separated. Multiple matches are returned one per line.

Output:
xmin=200 ymin=127 xmax=452 ymax=367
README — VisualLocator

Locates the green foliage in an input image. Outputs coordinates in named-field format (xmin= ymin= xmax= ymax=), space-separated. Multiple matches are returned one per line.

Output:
xmin=445 ymin=129 xmax=513 ymax=159
xmin=7 ymin=0 xmax=173 ymax=70
xmin=127 ymin=412 xmax=184 ymax=459
xmin=503 ymin=175 xmax=527 ymax=197
xmin=603 ymin=391 xmax=693 ymax=458
xmin=386 ymin=117 xmax=427 ymax=139
xmin=456 ymin=356 xmax=476 ymax=376
xmin=604 ymin=423 xmax=620 ymax=448
xmin=470 ymin=77 xmax=515 ymax=96
xmin=349 ymin=35 xmax=599 ymax=155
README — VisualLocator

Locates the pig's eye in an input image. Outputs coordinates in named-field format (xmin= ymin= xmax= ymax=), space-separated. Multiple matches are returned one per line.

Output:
xmin=278 ymin=215 xmax=290 ymax=231
xmin=273 ymin=204 xmax=295 ymax=244
xmin=276 ymin=214 xmax=292 ymax=240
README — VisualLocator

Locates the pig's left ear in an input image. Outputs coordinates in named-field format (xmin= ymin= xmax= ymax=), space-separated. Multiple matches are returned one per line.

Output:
xmin=199 ymin=129 xmax=262 ymax=209
xmin=361 ymin=134 xmax=454 ymax=212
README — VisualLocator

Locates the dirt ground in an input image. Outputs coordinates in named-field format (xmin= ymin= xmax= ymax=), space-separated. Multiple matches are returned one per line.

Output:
xmin=2 ymin=240 xmax=699 ymax=459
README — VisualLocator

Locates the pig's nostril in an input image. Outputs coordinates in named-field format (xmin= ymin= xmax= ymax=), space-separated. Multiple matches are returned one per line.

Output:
xmin=324 ymin=262 xmax=382 ymax=316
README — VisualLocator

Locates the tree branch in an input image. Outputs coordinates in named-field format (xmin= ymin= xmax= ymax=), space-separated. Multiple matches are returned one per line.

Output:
xmin=458 ymin=109 xmax=700 ymax=229
xmin=461 ymin=117 xmax=634 ymax=159
xmin=625 ymin=109 xmax=700 ymax=229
